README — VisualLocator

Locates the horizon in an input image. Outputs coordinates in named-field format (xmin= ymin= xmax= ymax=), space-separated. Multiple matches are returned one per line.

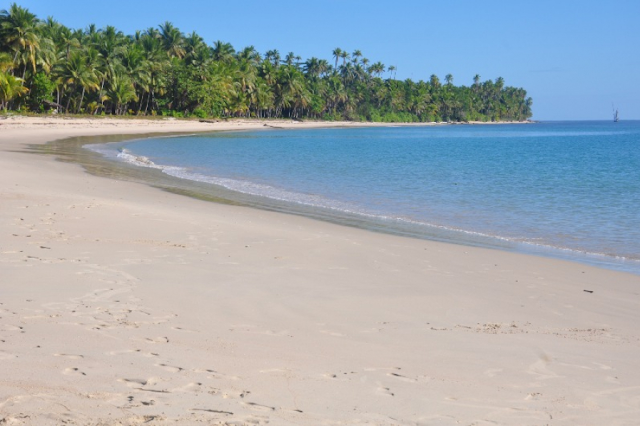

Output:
xmin=9 ymin=0 xmax=640 ymax=121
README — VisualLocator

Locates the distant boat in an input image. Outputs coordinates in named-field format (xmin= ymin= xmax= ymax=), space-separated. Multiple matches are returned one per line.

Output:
xmin=613 ymin=105 xmax=619 ymax=122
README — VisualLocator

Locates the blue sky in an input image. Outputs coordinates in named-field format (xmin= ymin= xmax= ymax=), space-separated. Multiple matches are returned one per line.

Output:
xmin=11 ymin=0 xmax=640 ymax=120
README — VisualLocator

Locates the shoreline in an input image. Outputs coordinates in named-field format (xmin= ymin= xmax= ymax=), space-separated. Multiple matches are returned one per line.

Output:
xmin=1 ymin=117 xmax=639 ymax=424
xmin=63 ymin=119 xmax=638 ymax=275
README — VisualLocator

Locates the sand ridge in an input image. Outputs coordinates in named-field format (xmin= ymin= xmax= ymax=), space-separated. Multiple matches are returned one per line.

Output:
xmin=1 ymin=116 xmax=639 ymax=425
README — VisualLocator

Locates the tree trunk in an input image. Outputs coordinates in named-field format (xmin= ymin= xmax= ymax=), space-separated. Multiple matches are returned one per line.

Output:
xmin=137 ymin=92 xmax=145 ymax=114
xmin=77 ymin=86 xmax=86 ymax=113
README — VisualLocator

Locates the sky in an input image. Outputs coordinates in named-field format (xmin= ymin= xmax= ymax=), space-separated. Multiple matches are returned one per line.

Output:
xmin=10 ymin=0 xmax=640 ymax=120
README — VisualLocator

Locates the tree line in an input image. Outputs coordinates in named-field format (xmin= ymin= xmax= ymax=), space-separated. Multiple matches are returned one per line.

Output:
xmin=0 ymin=3 xmax=533 ymax=122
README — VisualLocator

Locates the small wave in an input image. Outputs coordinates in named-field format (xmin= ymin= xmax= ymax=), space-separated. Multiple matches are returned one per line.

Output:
xmin=117 ymin=149 xmax=162 ymax=169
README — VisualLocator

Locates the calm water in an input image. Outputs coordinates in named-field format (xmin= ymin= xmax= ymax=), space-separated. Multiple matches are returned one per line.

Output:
xmin=89 ymin=121 xmax=640 ymax=274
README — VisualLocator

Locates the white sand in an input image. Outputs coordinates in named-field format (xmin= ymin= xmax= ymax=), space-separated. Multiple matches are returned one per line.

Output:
xmin=1 ymin=116 xmax=639 ymax=425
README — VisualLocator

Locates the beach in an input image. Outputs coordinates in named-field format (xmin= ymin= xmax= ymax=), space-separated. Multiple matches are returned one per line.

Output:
xmin=1 ymin=116 xmax=639 ymax=425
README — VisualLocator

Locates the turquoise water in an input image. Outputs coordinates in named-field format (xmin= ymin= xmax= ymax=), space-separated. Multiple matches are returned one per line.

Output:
xmin=89 ymin=121 xmax=640 ymax=274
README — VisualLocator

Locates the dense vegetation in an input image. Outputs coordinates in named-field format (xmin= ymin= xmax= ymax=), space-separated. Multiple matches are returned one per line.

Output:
xmin=0 ymin=3 xmax=533 ymax=122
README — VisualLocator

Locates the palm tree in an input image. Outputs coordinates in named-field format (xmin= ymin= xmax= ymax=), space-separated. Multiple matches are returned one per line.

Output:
xmin=184 ymin=31 xmax=210 ymax=67
xmin=332 ymin=47 xmax=342 ymax=68
xmin=285 ymin=52 xmax=297 ymax=66
xmin=445 ymin=73 xmax=453 ymax=86
xmin=352 ymin=49 xmax=362 ymax=64
xmin=121 ymin=43 xmax=151 ymax=113
xmin=0 ymin=70 xmax=27 ymax=109
xmin=105 ymin=72 xmax=137 ymax=114
xmin=212 ymin=40 xmax=235 ymax=63
xmin=265 ymin=49 xmax=280 ymax=67
xmin=429 ymin=74 xmax=440 ymax=88
xmin=237 ymin=45 xmax=260 ymax=64
xmin=158 ymin=21 xmax=185 ymax=58
xmin=340 ymin=50 xmax=350 ymax=65
xmin=368 ymin=62 xmax=385 ymax=78
xmin=388 ymin=65 xmax=396 ymax=79
xmin=303 ymin=57 xmax=321 ymax=78
xmin=0 ymin=52 xmax=12 ymax=71
xmin=0 ymin=3 xmax=41 ymax=79
xmin=59 ymin=50 xmax=99 ymax=112
xmin=137 ymin=30 xmax=168 ymax=114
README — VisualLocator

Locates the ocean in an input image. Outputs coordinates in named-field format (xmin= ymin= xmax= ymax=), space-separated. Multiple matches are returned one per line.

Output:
xmin=87 ymin=121 xmax=640 ymax=274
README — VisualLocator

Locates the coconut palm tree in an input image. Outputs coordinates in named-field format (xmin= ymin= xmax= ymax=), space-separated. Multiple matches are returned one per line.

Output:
xmin=368 ymin=62 xmax=385 ymax=78
xmin=105 ymin=71 xmax=137 ymax=114
xmin=429 ymin=74 xmax=440 ymax=88
xmin=212 ymin=40 xmax=235 ymax=63
xmin=0 ymin=3 xmax=41 ymax=79
xmin=332 ymin=47 xmax=342 ymax=68
xmin=0 ymin=70 xmax=27 ymax=109
xmin=237 ymin=45 xmax=260 ymax=64
xmin=340 ymin=50 xmax=350 ymax=65
xmin=265 ymin=49 xmax=280 ymax=67
xmin=59 ymin=50 xmax=99 ymax=112
xmin=183 ymin=31 xmax=210 ymax=67
xmin=388 ymin=65 xmax=396 ymax=79
xmin=352 ymin=49 xmax=362 ymax=64
xmin=445 ymin=73 xmax=453 ymax=86
xmin=121 ymin=43 xmax=151 ymax=112
xmin=158 ymin=21 xmax=185 ymax=58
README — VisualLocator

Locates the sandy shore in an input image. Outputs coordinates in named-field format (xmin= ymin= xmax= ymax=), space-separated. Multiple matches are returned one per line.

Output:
xmin=1 ymin=116 xmax=638 ymax=425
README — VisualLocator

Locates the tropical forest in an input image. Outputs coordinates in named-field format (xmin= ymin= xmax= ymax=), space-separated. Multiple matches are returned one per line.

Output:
xmin=0 ymin=3 xmax=533 ymax=122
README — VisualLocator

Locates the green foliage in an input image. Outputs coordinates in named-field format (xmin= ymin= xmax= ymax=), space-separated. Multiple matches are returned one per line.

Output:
xmin=192 ymin=108 xmax=207 ymax=118
xmin=0 ymin=3 xmax=533 ymax=121
xmin=26 ymin=71 xmax=54 ymax=110
xmin=0 ymin=70 xmax=27 ymax=109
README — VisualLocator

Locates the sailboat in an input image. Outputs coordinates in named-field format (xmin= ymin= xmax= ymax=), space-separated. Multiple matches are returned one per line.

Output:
xmin=613 ymin=105 xmax=619 ymax=122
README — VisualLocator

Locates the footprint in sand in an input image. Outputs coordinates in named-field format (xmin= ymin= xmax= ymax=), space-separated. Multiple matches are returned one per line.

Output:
xmin=191 ymin=408 xmax=234 ymax=415
xmin=137 ymin=336 xmax=169 ymax=344
xmin=106 ymin=349 xmax=159 ymax=357
xmin=0 ymin=324 xmax=23 ymax=332
xmin=525 ymin=392 xmax=543 ymax=400
xmin=199 ymin=369 xmax=241 ymax=381
xmin=322 ymin=371 xmax=358 ymax=380
xmin=63 ymin=367 xmax=87 ymax=376
xmin=54 ymin=353 xmax=84 ymax=360
xmin=155 ymin=363 xmax=184 ymax=373
xmin=375 ymin=385 xmax=395 ymax=397
xmin=171 ymin=326 xmax=198 ymax=333
xmin=219 ymin=389 xmax=250 ymax=400
xmin=241 ymin=401 xmax=276 ymax=412
xmin=171 ymin=382 xmax=203 ymax=393
xmin=118 ymin=377 xmax=169 ymax=394
xmin=387 ymin=372 xmax=417 ymax=383
xmin=119 ymin=378 xmax=152 ymax=388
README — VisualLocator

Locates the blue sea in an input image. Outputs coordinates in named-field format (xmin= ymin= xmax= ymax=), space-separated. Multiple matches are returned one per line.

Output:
xmin=88 ymin=121 xmax=640 ymax=274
